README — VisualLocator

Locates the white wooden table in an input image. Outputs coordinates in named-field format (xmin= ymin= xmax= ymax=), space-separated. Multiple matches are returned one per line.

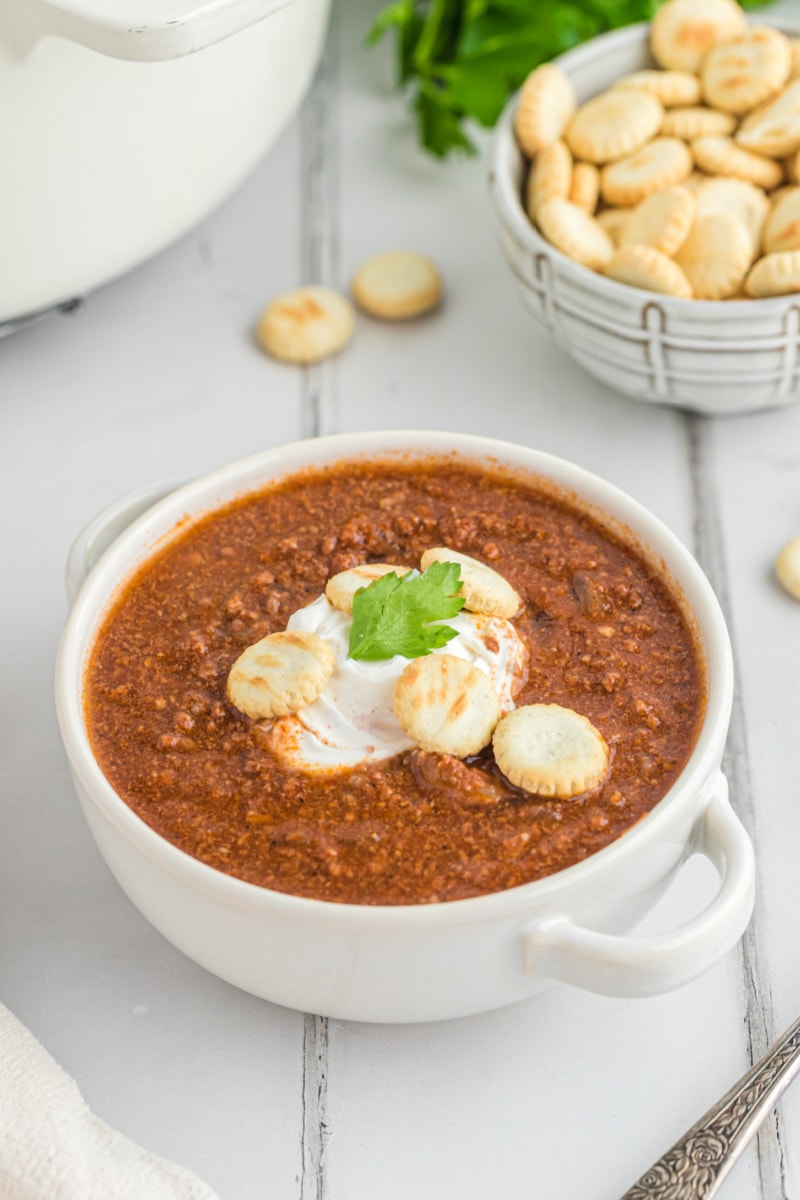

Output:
xmin=3 ymin=1 xmax=800 ymax=1196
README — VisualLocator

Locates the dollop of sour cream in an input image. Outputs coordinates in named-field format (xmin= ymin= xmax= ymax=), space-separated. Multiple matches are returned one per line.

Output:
xmin=269 ymin=594 xmax=528 ymax=773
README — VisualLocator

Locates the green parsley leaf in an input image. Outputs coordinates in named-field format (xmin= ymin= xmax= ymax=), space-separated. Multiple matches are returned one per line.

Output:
xmin=348 ymin=562 xmax=466 ymax=661
xmin=368 ymin=0 xmax=774 ymax=159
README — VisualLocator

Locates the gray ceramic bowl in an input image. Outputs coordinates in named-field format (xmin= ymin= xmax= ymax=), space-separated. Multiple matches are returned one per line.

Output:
xmin=488 ymin=19 xmax=800 ymax=415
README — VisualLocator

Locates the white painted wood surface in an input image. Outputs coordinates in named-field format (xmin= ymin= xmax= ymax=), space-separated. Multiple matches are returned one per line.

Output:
xmin=2 ymin=1 xmax=800 ymax=1196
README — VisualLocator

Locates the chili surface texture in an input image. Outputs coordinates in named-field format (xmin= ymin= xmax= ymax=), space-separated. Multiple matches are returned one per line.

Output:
xmin=85 ymin=459 xmax=706 ymax=905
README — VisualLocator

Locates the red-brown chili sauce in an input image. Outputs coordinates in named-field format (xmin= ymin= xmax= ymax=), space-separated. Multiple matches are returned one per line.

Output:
xmin=85 ymin=460 xmax=705 ymax=905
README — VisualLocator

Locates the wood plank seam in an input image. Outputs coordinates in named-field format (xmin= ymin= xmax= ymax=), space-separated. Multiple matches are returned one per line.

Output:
xmin=298 ymin=36 xmax=338 ymax=1200
xmin=684 ymin=412 xmax=789 ymax=1200
xmin=301 ymin=40 xmax=341 ymax=440
xmin=301 ymin=1013 xmax=331 ymax=1200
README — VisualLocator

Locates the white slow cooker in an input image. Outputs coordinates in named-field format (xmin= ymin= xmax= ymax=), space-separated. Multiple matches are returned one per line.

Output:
xmin=0 ymin=0 xmax=330 ymax=325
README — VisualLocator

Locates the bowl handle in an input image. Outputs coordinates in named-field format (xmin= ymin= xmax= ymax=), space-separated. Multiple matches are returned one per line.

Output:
xmin=65 ymin=479 xmax=182 ymax=605
xmin=521 ymin=771 xmax=755 ymax=997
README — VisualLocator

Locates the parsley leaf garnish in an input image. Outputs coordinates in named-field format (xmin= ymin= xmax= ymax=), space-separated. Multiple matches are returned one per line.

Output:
xmin=348 ymin=562 xmax=465 ymax=661
xmin=368 ymin=0 xmax=773 ymax=159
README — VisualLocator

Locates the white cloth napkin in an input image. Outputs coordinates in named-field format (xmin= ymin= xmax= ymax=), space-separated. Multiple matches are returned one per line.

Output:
xmin=0 ymin=1003 xmax=220 ymax=1200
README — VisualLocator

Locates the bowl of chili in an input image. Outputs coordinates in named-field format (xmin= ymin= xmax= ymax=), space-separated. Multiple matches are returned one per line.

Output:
xmin=55 ymin=430 xmax=754 ymax=1022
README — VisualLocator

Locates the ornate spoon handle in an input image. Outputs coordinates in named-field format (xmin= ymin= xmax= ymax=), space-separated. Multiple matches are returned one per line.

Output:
xmin=620 ymin=1013 xmax=800 ymax=1199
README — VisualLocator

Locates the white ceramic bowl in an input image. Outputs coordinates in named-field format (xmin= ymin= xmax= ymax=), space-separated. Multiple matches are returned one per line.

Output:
xmin=488 ymin=19 xmax=800 ymax=416
xmin=55 ymin=431 xmax=754 ymax=1022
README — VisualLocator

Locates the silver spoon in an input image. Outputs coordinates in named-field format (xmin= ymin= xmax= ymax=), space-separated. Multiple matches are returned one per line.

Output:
xmin=620 ymin=1012 xmax=800 ymax=1198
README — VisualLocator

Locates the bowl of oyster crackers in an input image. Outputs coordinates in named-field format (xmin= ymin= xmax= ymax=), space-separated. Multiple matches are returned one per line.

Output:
xmin=489 ymin=0 xmax=800 ymax=415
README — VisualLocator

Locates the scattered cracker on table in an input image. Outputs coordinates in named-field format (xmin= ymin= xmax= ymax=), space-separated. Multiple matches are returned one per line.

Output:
xmin=650 ymin=0 xmax=745 ymax=73
xmin=227 ymin=631 xmax=336 ymax=720
xmin=351 ymin=252 xmax=442 ymax=320
xmin=257 ymin=286 xmax=354 ymax=364
xmin=393 ymin=654 xmax=501 ymax=757
xmin=514 ymin=63 xmax=577 ymax=158
xmin=325 ymin=563 xmax=412 ymax=615
xmin=419 ymin=547 xmax=521 ymax=619
xmin=492 ymin=704 xmax=609 ymax=798
xmin=776 ymin=536 xmax=800 ymax=600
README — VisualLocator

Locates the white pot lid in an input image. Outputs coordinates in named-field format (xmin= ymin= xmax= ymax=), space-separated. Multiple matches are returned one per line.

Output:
xmin=15 ymin=0 xmax=299 ymax=60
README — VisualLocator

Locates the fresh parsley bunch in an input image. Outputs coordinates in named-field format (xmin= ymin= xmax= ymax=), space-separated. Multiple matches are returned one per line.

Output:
xmin=368 ymin=0 xmax=773 ymax=159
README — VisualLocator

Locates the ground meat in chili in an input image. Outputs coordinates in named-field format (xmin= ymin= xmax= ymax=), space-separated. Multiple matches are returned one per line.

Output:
xmin=84 ymin=458 xmax=706 ymax=905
